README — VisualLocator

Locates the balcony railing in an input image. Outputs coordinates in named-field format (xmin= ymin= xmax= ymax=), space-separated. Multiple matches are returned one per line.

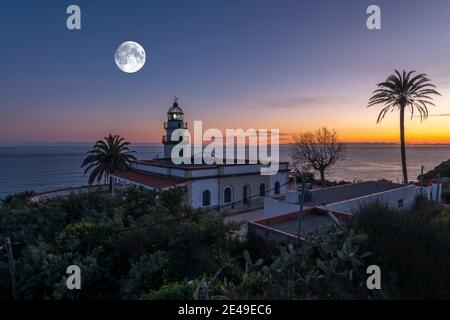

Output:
xmin=162 ymin=135 xmax=184 ymax=144
xmin=164 ymin=122 xmax=187 ymax=129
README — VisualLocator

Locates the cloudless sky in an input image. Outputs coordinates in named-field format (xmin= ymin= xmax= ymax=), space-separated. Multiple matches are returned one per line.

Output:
xmin=1 ymin=0 xmax=450 ymax=144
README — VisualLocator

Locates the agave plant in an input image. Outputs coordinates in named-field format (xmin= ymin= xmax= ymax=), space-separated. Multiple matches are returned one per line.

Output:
xmin=81 ymin=134 xmax=136 ymax=188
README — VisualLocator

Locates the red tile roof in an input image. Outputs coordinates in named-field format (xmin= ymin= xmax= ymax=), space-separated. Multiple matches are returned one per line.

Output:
xmin=111 ymin=171 xmax=186 ymax=189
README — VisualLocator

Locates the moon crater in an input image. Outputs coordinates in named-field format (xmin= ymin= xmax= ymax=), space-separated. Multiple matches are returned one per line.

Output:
xmin=115 ymin=41 xmax=146 ymax=73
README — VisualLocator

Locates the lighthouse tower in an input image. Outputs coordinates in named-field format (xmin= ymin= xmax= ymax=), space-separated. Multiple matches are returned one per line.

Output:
xmin=163 ymin=97 xmax=187 ymax=159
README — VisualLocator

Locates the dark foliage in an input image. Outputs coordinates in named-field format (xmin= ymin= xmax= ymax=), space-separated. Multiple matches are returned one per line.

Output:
xmin=81 ymin=134 xmax=137 ymax=186
xmin=352 ymin=201 xmax=450 ymax=299
xmin=419 ymin=159 xmax=450 ymax=180
xmin=2 ymin=189 xmax=450 ymax=300
xmin=0 ymin=188 xmax=240 ymax=300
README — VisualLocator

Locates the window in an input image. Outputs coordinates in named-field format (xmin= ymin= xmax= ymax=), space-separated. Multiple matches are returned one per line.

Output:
xmin=243 ymin=185 xmax=251 ymax=205
xmin=202 ymin=190 xmax=211 ymax=206
xmin=397 ymin=199 xmax=404 ymax=209
xmin=274 ymin=181 xmax=281 ymax=195
xmin=259 ymin=183 xmax=266 ymax=197
xmin=224 ymin=187 xmax=232 ymax=203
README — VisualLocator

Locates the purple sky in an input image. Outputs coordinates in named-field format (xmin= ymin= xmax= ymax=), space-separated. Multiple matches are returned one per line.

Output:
xmin=1 ymin=0 xmax=450 ymax=144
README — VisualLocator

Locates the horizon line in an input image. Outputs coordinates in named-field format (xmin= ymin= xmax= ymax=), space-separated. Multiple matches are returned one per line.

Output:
xmin=2 ymin=141 xmax=450 ymax=146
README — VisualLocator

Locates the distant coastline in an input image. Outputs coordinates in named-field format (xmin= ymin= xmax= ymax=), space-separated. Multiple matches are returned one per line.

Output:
xmin=1 ymin=144 xmax=450 ymax=199
xmin=2 ymin=142 xmax=450 ymax=147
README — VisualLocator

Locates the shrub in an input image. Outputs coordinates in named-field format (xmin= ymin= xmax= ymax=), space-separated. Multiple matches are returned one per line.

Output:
xmin=189 ymin=223 xmax=374 ymax=300
xmin=1 ymin=191 xmax=34 ymax=208
xmin=442 ymin=188 xmax=450 ymax=204
xmin=141 ymin=282 xmax=193 ymax=300
xmin=120 ymin=251 xmax=170 ymax=299
xmin=420 ymin=159 xmax=450 ymax=180
xmin=0 ymin=188 xmax=240 ymax=300
xmin=353 ymin=202 xmax=450 ymax=299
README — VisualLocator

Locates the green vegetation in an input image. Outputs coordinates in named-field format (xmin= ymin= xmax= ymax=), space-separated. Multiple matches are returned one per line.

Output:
xmin=81 ymin=134 xmax=137 ymax=187
xmin=0 ymin=188 xmax=241 ymax=299
xmin=1 ymin=189 xmax=450 ymax=300
xmin=186 ymin=201 xmax=450 ymax=300
xmin=443 ymin=187 xmax=450 ymax=204
xmin=352 ymin=200 xmax=450 ymax=299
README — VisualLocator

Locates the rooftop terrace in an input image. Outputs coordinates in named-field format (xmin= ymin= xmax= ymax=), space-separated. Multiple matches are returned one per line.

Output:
xmin=249 ymin=207 xmax=352 ymax=243
xmin=305 ymin=181 xmax=409 ymax=206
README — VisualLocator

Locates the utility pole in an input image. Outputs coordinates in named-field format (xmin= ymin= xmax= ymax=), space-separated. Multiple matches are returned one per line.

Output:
xmin=297 ymin=173 xmax=306 ymax=243
xmin=420 ymin=165 xmax=424 ymax=196
xmin=4 ymin=238 xmax=19 ymax=300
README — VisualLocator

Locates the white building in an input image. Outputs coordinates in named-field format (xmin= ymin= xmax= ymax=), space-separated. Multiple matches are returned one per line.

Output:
xmin=263 ymin=180 xmax=442 ymax=218
xmin=111 ymin=98 xmax=289 ymax=212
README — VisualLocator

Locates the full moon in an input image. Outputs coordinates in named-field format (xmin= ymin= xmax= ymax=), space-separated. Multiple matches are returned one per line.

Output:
xmin=114 ymin=41 xmax=146 ymax=73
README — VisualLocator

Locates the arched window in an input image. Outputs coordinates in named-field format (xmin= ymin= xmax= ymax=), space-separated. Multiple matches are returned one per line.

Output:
xmin=243 ymin=185 xmax=251 ymax=205
xmin=224 ymin=187 xmax=232 ymax=203
xmin=274 ymin=181 xmax=281 ymax=195
xmin=202 ymin=190 xmax=211 ymax=206
xmin=259 ymin=183 xmax=266 ymax=197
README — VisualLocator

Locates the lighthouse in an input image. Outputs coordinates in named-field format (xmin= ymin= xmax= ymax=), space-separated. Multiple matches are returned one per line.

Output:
xmin=162 ymin=97 xmax=187 ymax=159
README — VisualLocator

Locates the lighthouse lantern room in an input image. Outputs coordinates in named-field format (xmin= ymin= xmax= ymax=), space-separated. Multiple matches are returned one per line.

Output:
xmin=163 ymin=97 xmax=187 ymax=158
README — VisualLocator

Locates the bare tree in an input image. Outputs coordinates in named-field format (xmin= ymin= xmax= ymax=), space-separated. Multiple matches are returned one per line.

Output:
xmin=290 ymin=127 xmax=346 ymax=188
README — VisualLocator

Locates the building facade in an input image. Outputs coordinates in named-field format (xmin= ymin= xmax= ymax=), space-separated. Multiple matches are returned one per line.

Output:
xmin=263 ymin=180 xmax=443 ymax=218
xmin=111 ymin=98 xmax=289 ymax=212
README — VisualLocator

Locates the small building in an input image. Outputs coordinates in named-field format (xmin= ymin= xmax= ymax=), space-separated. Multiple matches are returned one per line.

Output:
xmin=414 ymin=180 xmax=444 ymax=203
xmin=263 ymin=181 xmax=421 ymax=218
xmin=252 ymin=180 xmax=443 ymax=244
xmin=248 ymin=207 xmax=351 ymax=244
xmin=111 ymin=98 xmax=289 ymax=212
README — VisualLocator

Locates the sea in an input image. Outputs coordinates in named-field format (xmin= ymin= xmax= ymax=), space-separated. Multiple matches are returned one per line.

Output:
xmin=1 ymin=143 xmax=450 ymax=199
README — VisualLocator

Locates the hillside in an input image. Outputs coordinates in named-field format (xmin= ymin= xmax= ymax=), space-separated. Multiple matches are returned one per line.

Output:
xmin=420 ymin=159 xmax=450 ymax=180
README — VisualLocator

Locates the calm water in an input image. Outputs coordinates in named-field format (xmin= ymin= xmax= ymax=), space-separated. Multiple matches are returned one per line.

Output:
xmin=1 ymin=144 xmax=450 ymax=198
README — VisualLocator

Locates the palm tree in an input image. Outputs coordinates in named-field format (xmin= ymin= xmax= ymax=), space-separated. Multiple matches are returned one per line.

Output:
xmin=368 ymin=70 xmax=440 ymax=184
xmin=81 ymin=134 xmax=137 ymax=189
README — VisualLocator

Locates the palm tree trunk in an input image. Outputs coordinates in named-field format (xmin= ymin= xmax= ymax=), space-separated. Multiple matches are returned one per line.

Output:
xmin=400 ymin=105 xmax=408 ymax=184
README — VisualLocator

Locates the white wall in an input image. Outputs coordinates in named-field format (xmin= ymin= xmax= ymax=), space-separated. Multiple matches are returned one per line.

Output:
xmin=263 ymin=197 xmax=308 ymax=218
xmin=135 ymin=164 xmax=169 ymax=175
xmin=222 ymin=164 xmax=262 ymax=175
xmin=190 ymin=178 xmax=219 ymax=209
xmin=420 ymin=184 xmax=443 ymax=203
xmin=190 ymin=168 xmax=219 ymax=178
xmin=326 ymin=186 xmax=417 ymax=214
xmin=170 ymin=169 xmax=187 ymax=178
xmin=263 ymin=185 xmax=419 ymax=218
xmin=269 ymin=172 xmax=288 ymax=195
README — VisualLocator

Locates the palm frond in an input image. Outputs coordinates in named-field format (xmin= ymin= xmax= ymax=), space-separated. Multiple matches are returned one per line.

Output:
xmin=81 ymin=134 xmax=136 ymax=185
xmin=368 ymin=69 xmax=440 ymax=123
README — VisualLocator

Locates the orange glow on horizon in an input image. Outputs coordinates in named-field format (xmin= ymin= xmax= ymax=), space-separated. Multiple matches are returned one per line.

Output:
xmin=3 ymin=97 xmax=450 ymax=145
